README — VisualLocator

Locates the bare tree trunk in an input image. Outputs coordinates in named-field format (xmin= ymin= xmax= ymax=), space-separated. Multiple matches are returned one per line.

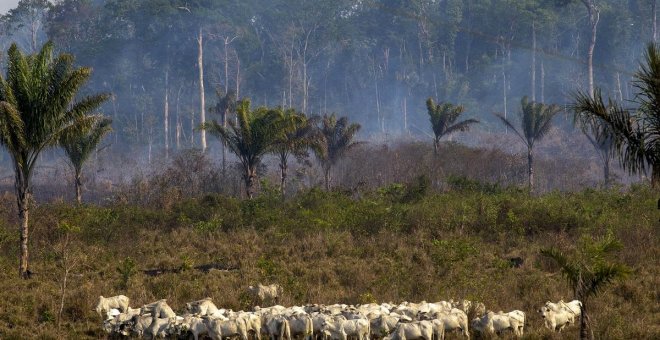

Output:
xmin=654 ymin=0 xmax=658 ymax=43
xmin=528 ymin=148 xmax=534 ymax=194
xmin=235 ymin=50 xmax=241 ymax=99
xmin=324 ymin=166 xmax=331 ymax=191
xmin=603 ymin=156 xmax=610 ymax=188
xmin=176 ymin=85 xmax=182 ymax=150
xmin=433 ymin=138 xmax=439 ymax=156
xmin=16 ymin=173 xmax=30 ymax=279
xmin=197 ymin=27 xmax=207 ymax=151
xmin=503 ymin=69 xmax=508 ymax=134
xmin=403 ymin=96 xmax=408 ymax=134
xmin=164 ymin=68 xmax=169 ymax=158
xmin=245 ymin=167 xmax=257 ymax=199
xmin=579 ymin=301 xmax=594 ymax=340
xmin=583 ymin=0 xmax=600 ymax=98
xmin=375 ymin=77 xmax=382 ymax=133
xmin=57 ymin=265 xmax=69 ymax=330
xmin=75 ymin=168 xmax=82 ymax=204
xmin=280 ymin=154 xmax=287 ymax=195
xmin=616 ymin=72 xmax=623 ymax=102
xmin=541 ymin=59 xmax=545 ymax=103
xmin=531 ymin=21 xmax=536 ymax=102
xmin=652 ymin=164 xmax=660 ymax=188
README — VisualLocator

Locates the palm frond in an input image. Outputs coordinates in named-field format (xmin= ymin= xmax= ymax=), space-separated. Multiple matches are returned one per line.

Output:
xmin=494 ymin=112 xmax=527 ymax=146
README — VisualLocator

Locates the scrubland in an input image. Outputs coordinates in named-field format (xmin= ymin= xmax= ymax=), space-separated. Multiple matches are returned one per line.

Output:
xmin=0 ymin=173 xmax=657 ymax=339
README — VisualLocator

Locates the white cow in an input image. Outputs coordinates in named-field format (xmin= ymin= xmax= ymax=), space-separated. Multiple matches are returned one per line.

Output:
xmin=434 ymin=309 xmax=469 ymax=338
xmin=385 ymin=321 xmax=434 ymax=340
xmin=287 ymin=313 xmax=314 ymax=340
xmin=539 ymin=306 xmax=575 ymax=332
xmin=471 ymin=310 xmax=525 ymax=337
xmin=248 ymin=284 xmax=283 ymax=306
xmin=186 ymin=297 xmax=221 ymax=316
xmin=175 ymin=315 xmax=209 ymax=340
xmin=95 ymin=295 xmax=129 ymax=318
xmin=265 ymin=315 xmax=292 ymax=340
xmin=544 ymin=300 xmax=582 ymax=323
xmin=370 ymin=314 xmax=400 ymax=339
xmin=141 ymin=299 xmax=176 ymax=319
xmin=342 ymin=318 xmax=370 ymax=340
xmin=205 ymin=316 xmax=250 ymax=340
xmin=321 ymin=316 xmax=348 ymax=340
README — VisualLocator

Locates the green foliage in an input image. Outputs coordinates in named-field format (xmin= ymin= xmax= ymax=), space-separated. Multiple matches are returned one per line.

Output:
xmin=425 ymin=98 xmax=478 ymax=152
xmin=446 ymin=175 xmax=504 ymax=194
xmin=496 ymin=96 xmax=562 ymax=150
xmin=541 ymin=230 xmax=630 ymax=299
xmin=116 ymin=257 xmax=137 ymax=290
xmin=256 ymin=256 xmax=279 ymax=279
xmin=202 ymin=99 xmax=286 ymax=198
xmin=573 ymin=43 xmax=660 ymax=180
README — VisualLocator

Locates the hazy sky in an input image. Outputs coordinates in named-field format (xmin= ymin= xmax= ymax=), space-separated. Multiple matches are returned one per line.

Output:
xmin=0 ymin=0 xmax=20 ymax=15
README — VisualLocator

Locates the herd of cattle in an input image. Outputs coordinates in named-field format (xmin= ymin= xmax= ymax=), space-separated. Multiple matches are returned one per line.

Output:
xmin=96 ymin=284 xmax=583 ymax=339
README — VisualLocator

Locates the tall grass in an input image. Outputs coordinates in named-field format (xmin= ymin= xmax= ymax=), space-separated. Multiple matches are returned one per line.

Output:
xmin=0 ymin=184 xmax=657 ymax=339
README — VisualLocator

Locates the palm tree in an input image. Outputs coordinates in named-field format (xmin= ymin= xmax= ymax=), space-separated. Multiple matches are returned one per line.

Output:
xmin=495 ymin=96 xmax=561 ymax=193
xmin=273 ymin=109 xmax=319 ymax=195
xmin=426 ymin=98 xmax=479 ymax=155
xmin=209 ymin=87 xmax=236 ymax=175
xmin=573 ymin=43 xmax=660 ymax=188
xmin=0 ymin=42 xmax=108 ymax=278
xmin=574 ymin=110 xmax=615 ymax=187
xmin=60 ymin=117 xmax=112 ymax=203
xmin=202 ymin=99 xmax=283 ymax=198
xmin=541 ymin=232 xmax=630 ymax=340
xmin=314 ymin=114 xmax=361 ymax=191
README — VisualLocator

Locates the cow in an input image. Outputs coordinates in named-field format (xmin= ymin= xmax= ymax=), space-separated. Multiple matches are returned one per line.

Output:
xmin=248 ymin=284 xmax=283 ymax=306
xmin=186 ymin=297 xmax=221 ymax=316
xmin=433 ymin=309 xmax=469 ymax=338
xmin=544 ymin=300 xmax=582 ymax=323
xmin=95 ymin=295 xmax=129 ymax=318
xmin=538 ymin=305 xmax=575 ymax=332
xmin=471 ymin=310 xmax=525 ymax=337
xmin=385 ymin=321 xmax=434 ymax=340
xmin=174 ymin=315 xmax=209 ymax=340
xmin=141 ymin=299 xmax=176 ymax=319
xmin=204 ymin=316 xmax=250 ymax=340
xmin=287 ymin=313 xmax=314 ymax=340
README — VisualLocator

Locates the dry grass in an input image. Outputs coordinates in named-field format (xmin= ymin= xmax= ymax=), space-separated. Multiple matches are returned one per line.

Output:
xmin=0 ymin=178 xmax=657 ymax=339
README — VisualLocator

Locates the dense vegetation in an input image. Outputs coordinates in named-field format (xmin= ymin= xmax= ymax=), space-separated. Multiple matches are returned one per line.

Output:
xmin=1 ymin=0 xmax=657 ymax=154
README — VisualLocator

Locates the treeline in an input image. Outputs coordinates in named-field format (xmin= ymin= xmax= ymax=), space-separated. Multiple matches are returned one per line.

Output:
xmin=0 ymin=0 xmax=656 ymax=154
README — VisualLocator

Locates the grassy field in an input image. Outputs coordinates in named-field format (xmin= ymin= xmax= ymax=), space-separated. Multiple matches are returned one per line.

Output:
xmin=0 ymin=182 xmax=657 ymax=339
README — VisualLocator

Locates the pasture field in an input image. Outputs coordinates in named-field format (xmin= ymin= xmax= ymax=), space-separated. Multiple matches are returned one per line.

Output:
xmin=0 ymin=183 xmax=657 ymax=339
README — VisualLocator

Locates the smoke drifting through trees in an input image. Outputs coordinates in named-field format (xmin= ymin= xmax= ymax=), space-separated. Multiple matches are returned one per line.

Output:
xmin=0 ymin=0 xmax=655 ymax=190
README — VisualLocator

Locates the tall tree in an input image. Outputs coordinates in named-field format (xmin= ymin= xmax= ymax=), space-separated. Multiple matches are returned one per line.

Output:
xmin=273 ymin=110 xmax=318 ymax=195
xmin=0 ymin=42 xmax=108 ymax=278
xmin=574 ymin=107 xmax=615 ymax=187
xmin=573 ymin=44 xmax=660 ymax=187
xmin=3 ymin=0 xmax=51 ymax=52
xmin=425 ymin=97 xmax=479 ymax=155
xmin=541 ymin=231 xmax=629 ymax=340
xmin=202 ymin=99 xmax=283 ymax=198
xmin=496 ymin=96 xmax=561 ymax=193
xmin=557 ymin=0 xmax=600 ymax=98
xmin=314 ymin=114 xmax=361 ymax=191
xmin=210 ymin=87 xmax=237 ymax=175
xmin=60 ymin=117 xmax=112 ymax=204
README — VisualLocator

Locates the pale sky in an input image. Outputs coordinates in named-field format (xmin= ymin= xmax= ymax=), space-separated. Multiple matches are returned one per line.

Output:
xmin=0 ymin=0 xmax=21 ymax=15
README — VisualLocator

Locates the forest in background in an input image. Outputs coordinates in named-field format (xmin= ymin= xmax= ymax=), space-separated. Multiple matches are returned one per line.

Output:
xmin=0 ymin=0 xmax=654 ymax=152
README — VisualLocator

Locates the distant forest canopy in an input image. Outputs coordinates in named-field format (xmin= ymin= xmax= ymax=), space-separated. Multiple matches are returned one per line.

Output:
xmin=0 ymin=0 xmax=655 ymax=151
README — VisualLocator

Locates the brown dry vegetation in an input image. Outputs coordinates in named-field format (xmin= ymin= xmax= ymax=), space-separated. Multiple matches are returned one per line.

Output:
xmin=0 ymin=141 xmax=657 ymax=339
